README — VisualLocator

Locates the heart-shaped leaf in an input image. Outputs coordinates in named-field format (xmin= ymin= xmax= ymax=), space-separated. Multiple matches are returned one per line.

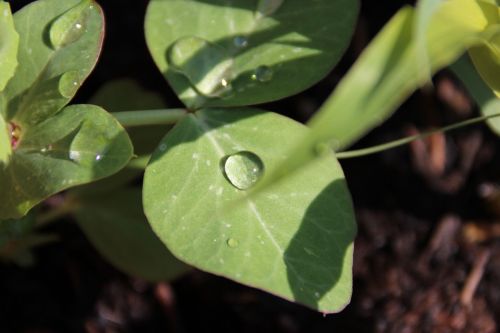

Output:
xmin=145 ymin=0 xmax=359 ymax=109
xmin=0 ymin=105 xmax=133 ymax=219
xmin=0 ymin=0 xmax=133 ymax=219
xmin=143 ymin=108 xmax=356 ymax=313
xmin=1 ymin=0 xmax=104 ymax=125
xmin=0 ymin=1 xmax=19 ymax=92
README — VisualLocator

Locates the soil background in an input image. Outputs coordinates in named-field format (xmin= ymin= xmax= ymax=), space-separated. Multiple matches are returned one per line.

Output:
xmin=2 ymin=1 xmax=500 ymax=332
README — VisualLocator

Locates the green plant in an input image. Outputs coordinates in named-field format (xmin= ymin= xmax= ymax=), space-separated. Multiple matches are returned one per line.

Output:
xmin=1 ymin=0 xmax=499 ymax=314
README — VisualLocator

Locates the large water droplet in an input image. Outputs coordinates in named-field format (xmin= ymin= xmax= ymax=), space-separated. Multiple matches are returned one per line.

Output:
xmin=256 ymin=0 xmax=285 ymax=17
xmin=49 ymin=0 xmax=92 ymax=48
xmin=251 ymin=66 xmax=273 ymax=82
xmin=222 ymin=151 xmax=264 ymax=190
xmin=58 ymin=71 xmax=81 ymax=98
xmin=227 ymin=238 xmax=239 ymax=248
xmin=233 ymin=36 xmax=248 ymax=49
xmin=167 ymin=36 xmax=234 ymax=98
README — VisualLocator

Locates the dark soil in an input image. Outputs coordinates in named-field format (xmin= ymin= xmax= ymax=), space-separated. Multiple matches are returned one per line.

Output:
xmin=2 ymin=1 xmax=500 ymax=332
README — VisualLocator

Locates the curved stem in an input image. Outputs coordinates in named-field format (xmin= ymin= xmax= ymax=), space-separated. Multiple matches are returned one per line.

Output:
xmin=336 ymin=112 xmax=500 ymax=159
xmin=113 ymin=108 xmax=188 ymax=127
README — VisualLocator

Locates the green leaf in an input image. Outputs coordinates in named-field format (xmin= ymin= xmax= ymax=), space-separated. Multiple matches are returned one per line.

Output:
xmin=0 ymin=114 xmax=11 ymax=165
xmin=143 ymin=108 xmax=356 ymax=313
xmin=255 ymin=2 xmax=497 ymax=195
xmin=0 ymin=1 xmax=19 ymax=92
xmin=0 ymin=0 xmax=132 ymax=219
xmin=451 ymin=54 xmax=500 ymax=135
xmin=145 ymin=0 xmax=359 ymax=109
xmin=0 ymin=104 xmax=133 ymax=219
xmin=75 ymin=189 xmax=189 ymax=282
xmin=414 ymin=0 xmax=443 ymax=84
xmin=1 ymin=0 xmax=104 ymax=125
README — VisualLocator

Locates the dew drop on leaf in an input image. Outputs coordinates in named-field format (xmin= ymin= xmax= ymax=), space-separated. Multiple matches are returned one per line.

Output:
xmin=222 ymin=151 xmax=264 ymax=190
xmin=233 ymin=36 xmax=249 ymax=49
xmin=227 ymin=238 xmax=239 ymax=248
xmin=58 ymin=71 xmax=81 ymax=98
xmin=251 ymin=66 xmax=274 ymax=82
xmin=167 ymin=36 xmax=234 ymax=97
xmin=49 ymin=0 xmax=92 ymax=48
xmin=256 ymin=0 xmax=285 ymax=17
xmin=69 ymin=150 xmax=81 ymax=162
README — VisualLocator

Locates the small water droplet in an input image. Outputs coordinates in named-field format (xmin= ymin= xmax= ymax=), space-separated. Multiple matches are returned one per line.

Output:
xmin=69 ymin=150 xmax=81 ymax=162
xmin=167 ymin=36 xmax=234 ymax=97
xmin=95 ymin=154 xmax=103 ymax=161
xmin=233 ymin=36 xmax=248 ymax=48
xmin=251 ymin=66 xmax=273 ymax=82
xmin=314 ymin=291 xmax=320 ymax=298
xmin=256 ymin=0 xmax=285 ymax=17
xmin=222 ymin=151 xmax=264 ymax=190
xmin=227 ymin=238 xmax=239 ymax=248
xmin=49 ymin=0 xmax=92 ymax=48
xmin=58 ymin=71 xmax=81 ymax=98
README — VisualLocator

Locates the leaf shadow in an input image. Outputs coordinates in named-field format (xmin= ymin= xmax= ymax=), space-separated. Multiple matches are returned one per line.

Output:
xmin=285 ymin=178 xmax=355 ymax=312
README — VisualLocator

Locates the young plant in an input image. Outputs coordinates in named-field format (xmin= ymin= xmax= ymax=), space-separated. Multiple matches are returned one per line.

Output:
xmin=1 ymin=0 xmax=499 ymax=315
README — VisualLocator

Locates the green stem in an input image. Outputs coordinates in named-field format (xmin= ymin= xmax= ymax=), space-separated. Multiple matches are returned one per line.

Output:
xmin=127 ymin=155 xmax=150 ymax=170
xmin=113 ymin=108 xmax=188 ymax=127
xmin=336 ymin=112 xmax=500 ymax=159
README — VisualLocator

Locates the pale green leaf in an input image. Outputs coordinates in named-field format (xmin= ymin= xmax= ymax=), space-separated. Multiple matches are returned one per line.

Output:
xmin=0 ymin=1 xmax=19 ymax=91
xmin=256 ymin=2 xmax=497 ymax=194
xmin=143 ymin=108 xmax=356 ymax=313
xmin=145 ymin=0 xmax=359 ymax=109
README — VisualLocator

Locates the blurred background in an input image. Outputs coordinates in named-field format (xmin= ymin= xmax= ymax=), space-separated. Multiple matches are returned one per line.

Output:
xmin=2 ymin=0 xmax=500 ymax=332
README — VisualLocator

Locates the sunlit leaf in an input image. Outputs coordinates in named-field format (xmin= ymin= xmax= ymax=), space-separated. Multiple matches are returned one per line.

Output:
xmin=143 ymin=108 xmax=355 ymax=313
xmin=0 ymin=1 xmax=19 ymax=92
xmin=256 ymin=2 xmax=497 ymax=194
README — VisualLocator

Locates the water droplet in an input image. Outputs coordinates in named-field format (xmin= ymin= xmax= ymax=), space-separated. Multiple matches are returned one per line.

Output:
xmin=69 ymin=150 xmax=81 ymax=162
xmin=58 ymin=71 xmax=81 ymax=98
xmin=233 ymin=36 xmax=248 ymax=48
xmin=222 ymin=151 xmax=264 ymax=190
xmin=256 ymin=0 xmax=285 ymax=17
xmin=49 ymin=0 xmax=92 ymax=48
xmin=158 ymin=143 xmax=167 ymax=152
xmin=167 ymin=36 xmax=234 ymax=97
xmin=251 ymin=66 xmax=273 ymax=82
xmin=95 ymin=154 xmax=103 ymax=161
xmin=227 ymin=238 xmax=239 ymax=248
